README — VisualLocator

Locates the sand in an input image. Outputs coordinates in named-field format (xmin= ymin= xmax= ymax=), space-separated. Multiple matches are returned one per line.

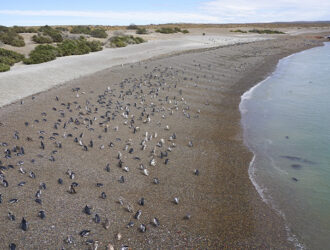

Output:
xmin=0 ymin=33 xmax=270 ymax=108
xmin=0 ymin=33 xmax=328 ymax=249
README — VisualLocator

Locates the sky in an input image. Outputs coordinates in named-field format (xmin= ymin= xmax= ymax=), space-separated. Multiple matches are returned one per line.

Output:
xmin=0 ymin=0 xmax=330 ymax=26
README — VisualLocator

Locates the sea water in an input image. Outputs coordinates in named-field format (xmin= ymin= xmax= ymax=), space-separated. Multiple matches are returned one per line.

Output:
xmin=240 ymin=42 xmax=330 ymax=249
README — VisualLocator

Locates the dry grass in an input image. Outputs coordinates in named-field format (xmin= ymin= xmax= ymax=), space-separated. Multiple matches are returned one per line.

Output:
xmin=21 ymin=22 xmax=330 ymax=32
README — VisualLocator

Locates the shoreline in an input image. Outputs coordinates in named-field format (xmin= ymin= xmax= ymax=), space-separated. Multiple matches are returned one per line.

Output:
xmin=239 ymin=50 xmax=313 ymax=249
xmin=239 ymin=42 xmax=330 ymax=249
xmin=0 ymin=34 xmax=327 ymax=249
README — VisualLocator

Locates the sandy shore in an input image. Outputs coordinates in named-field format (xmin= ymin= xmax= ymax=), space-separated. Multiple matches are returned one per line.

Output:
xmin=0 ymin=34 xmax=270 ymax=108
xmin=0 ymin=33 xmax=327 ymax=249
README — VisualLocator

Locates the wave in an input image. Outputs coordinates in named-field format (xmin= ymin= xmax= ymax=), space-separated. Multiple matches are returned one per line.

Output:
xmin=239 ymin=52 xmax=308 ymax=249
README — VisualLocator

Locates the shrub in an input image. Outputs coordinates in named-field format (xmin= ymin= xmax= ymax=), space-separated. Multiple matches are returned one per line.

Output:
xmin=248 ymin=29 xmax=285 ymax=34
xmin=55 ymin=27 xmax=68 ymax=32
xmin=32 ymin=34 xmax=53 ymax=44
xmin=155 ymin=27 xmax=176 ymax=34
xmin=38 ymin=25 xmax=63 ymax=42
xmin=174 ymin=27 xmax=182 ymax=32
xmin=56 ymin=39 xmax=90 ymax=56
xmin=0 ymin=30 xmax=25 ymax=47
xmin=155 ymin=27 xmax=187 ymax=34
xmin=56 ymin=38 xmax=103 ymax=56
xmin=90 ymin=28 xmax=107 ymax=38
xmin=0 ymin=63 xmax=10 ymax=72
xmin=24 ymin=38 xmax=103 ymax=64
xmin=12 ymin=26 xmax=37 ymax=33
xmin=70 ymin=26 xmax=92 ymax=35
xmin=0 ymin=56 xmax=16 ymax=65
xmin=23 ymin=44 xmax=58 ymax=64
xmin=0 ymin=48 xmax=24 ymax=72
xmin=127 ymin=24 xmax=139 ymax=30
xmin=26 ymin=27 xmax=38 ymax=33
xmin=0 ymin=48 xmax=24 ymax=64
xmin=230 ymin=29 xmax=247 ymax=33
xmin=109 ymin=35 xmax=145 ymax=48
xmin=0 ymin=25 xmax=9 ymax=32
xmin=86 ymin=40 xmax=103 ymax=52
xmin=136 ymin=28 xmax=148 ymax=34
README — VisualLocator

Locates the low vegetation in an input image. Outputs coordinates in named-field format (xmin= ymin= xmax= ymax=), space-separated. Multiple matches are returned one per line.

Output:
xmin=90 ymin=28 xmax=107 ymax=38
xmin=136 ymin=28 xmax=148 ymax=34
xmin=0 ymin=63 xmax=10 ymax=72
xmin=127 ymin=24 xmax=139 ymax=30
xmin=0 ymin=29 xmax=25 ymax=47
xmin=70 ymin=25 xmax=92 ymax=35
xmin=56 ymin=38 xmax=103 ymax=56
xmin=248 ymin=29 xmax=285 ymax=34
xmin=0 ymin=48 xmax=25 ymax=72
xmin=70 ymin=26 xmax=107 ymax=38
xmin=24 ymin=37 xmax=103 ymax=64
xmin=109 ymin=35 xmax=145 ymax=48
xmin=23 ymin=44 xmax=58 ymax=64
xmin=32 ymin=34 xmax=53 ymax=44
xmin=38 ymin=25 xmax=63 ymax=42
xmin=12 ymin=26 xmax=37 ymax=33
xmin=55 ymin=27 xmax=69 ymax=32
xmin=230 ymin=29 xmax=247 ymax=33
xmin=155 ymin=27 xmax=189 ymax=34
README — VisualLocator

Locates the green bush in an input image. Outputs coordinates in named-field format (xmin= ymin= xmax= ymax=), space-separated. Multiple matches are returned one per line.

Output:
xmin=136 ymin=28 xmax=148 ymax=34
xmin=23 ymin=44 xmax=58 ymax=64
xmin=230 ymin=29 xmax=247 ymax=33
xmin=127 ymin=24 xmax=139 ymax=30
xmin=57 ymin=39 xmax=90 ymax=56
xmin=90 ymin=28 xmax=107 ymax=38
xmin=0 ymin=57 xmax=16 ymax=65
xmin=248 ymin=29 xmax=285 ymax=34
xmin=155 ymin=27 xmax=187 ymax=34
xmin=12 ymin=26 xmax=37 ymax=33
xmin=70 ymin=26 xmax=92 ymax=35
xmin=174 ymin=27 xmax=182 ymax=32
xmin=55 ymin=27 xmax=68 ymax=31
xmin=32 ymin=34 xmax=53 ymax=44
xmin=38 ymin=25 xmax=63 ymax=42
xmin=155 ymin=27 xmax=176 ymax=34
xmin=109 ymin=35 xmax=145 ymax=48
xmin=26 ymin=27 xmax=38 ymax=33
xmin=0 ymin=25 xmax=9 ymax=32
xmin=24 ymin=38 xmax=103 ymax=65
xmin=57 ymin=38 xmax=103 ymax=56
xmin=86 ymin=40 xmax=103 ymax=52
xmin=0 ymin=48 xmax=24 ymax=62
xmin=0 ymin=30 xmax=25 ymax=47
xmin=0 ymin=48 xmax=25 ymax=72
xmin=0 ymin=63 xmax=10 ymax=72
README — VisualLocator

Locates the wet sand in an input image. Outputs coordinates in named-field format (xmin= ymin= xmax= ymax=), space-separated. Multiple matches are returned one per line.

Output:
xmin=0 ymin=34 xmax=327 ymax=249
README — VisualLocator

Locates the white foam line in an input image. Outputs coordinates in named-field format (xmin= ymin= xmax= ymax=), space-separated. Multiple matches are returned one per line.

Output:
xmin=238 ymin=49 xmax=320 ymax=249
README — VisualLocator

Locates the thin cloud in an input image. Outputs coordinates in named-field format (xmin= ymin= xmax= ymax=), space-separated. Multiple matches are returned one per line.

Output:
xmin=200 ymin=0 xmax=330 ymax=22
xmin=0 ymin=10 xmax=220 ymax=24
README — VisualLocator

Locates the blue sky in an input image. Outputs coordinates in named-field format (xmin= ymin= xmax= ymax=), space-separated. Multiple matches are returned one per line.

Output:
xmin=1 ymin=0 xmax=330 ymax=26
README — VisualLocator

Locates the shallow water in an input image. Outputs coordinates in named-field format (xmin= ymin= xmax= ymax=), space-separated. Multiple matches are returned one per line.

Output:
xmin=240 ymin=42 xmax=330 ymax=249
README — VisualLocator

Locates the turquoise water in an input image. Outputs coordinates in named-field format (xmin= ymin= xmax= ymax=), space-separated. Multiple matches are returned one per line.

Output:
xmin=240 ymin=42 xmax=330 ymax=249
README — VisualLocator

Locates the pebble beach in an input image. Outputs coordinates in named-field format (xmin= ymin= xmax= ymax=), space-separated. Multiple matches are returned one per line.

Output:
xmin=0 ymin=33 xmax=328 ymax=249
